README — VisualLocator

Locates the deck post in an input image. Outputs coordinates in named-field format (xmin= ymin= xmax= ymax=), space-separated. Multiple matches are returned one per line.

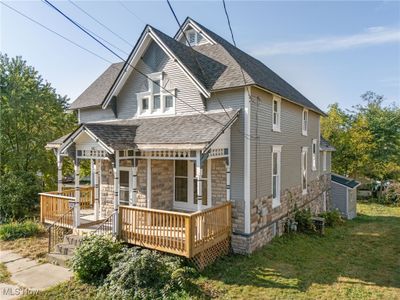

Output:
xmin=57 ymin=151 xmax=63 ymax=193
xmin=196 ymin=151 xmax=203 ymax=211
xmin=94 ymin=160 xmax=99 ymax=221
xmin=90 ymin=159 xmax=95 ymax=186
xmin=112 ymin=152 xmax=120 ymax=236
xmin=132 ymin=160 xmax=137 ymax=206
xmin=225 ymin=157 xmax=231 ymax=201
xmin=74 ymin=158 xmax=81 ymax=228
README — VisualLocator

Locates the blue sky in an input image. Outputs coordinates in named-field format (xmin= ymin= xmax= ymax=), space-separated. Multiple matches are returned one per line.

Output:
xmin=1 ymin=0 xmax=399 ymax=111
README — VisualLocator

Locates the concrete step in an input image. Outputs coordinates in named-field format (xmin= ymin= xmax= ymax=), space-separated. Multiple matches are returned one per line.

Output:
xmin=64 ymin=234 xmax=85 ymax=247
xmin=47 ymin=253 xmax=71 ymax=268
xmin=56 ymin=243 xmax=76 ymax=256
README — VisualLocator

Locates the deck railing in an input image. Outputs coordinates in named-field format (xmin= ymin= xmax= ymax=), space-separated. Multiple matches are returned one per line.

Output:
xmin=119 ymin=202 xmax=231 ymax=258
xmin=40 ymin=186 xmax=94 ymax=224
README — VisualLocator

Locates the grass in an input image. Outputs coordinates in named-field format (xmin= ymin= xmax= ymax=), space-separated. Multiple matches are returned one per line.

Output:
xmin=0 ymin=220 xmax=44 ymax=241
xmin=0 ymin=232 xmax=49 ymax=261
xmin=18 ymin=202 xmax=400 ymax=299
xmin=0 ymin=262 xmax=12 ymax=283
xmin=198 ymin=202 xmax=400 ymax=299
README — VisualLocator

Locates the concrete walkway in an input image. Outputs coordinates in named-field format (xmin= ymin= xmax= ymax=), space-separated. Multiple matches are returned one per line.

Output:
xmin=0 ymin=250 xmax=72 ymax=299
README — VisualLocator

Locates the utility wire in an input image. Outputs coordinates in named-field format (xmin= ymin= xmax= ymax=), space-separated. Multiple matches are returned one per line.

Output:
xmin=0 ymin=1 xmax=114 ymax=65
xmin=42 ymin=0 xmax=227 ymax=127
xmin=117 ymin=1 xmax=147 ymax=25
xmin=68 ymin=0 xmax=133 ymax=48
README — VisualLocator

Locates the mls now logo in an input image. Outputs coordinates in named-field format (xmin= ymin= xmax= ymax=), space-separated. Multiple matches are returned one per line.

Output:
xmin=1 ymin=286 xmax=39 ymax=297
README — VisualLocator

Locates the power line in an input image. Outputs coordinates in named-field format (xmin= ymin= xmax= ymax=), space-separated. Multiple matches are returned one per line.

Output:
xmin=68 ymin=0 xmax=133 ymax=48
xmin=0 ymin=1 xmax=114 ymax=65
xmin=117 ymin=1 xmax=147 ymax=25
xmin=42 ymin=0 xmax=228 ymax=127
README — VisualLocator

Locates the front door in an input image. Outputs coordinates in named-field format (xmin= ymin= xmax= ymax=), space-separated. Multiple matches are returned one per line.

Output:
xmin=173 ymin=160 xmax=210 ymax=211
xmin=119 ymin=167 xmax=132 ymax=206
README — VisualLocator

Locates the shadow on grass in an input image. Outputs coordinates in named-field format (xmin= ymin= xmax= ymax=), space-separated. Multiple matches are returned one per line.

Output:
xmin=201 ymin=212 xmax=400 ymax=294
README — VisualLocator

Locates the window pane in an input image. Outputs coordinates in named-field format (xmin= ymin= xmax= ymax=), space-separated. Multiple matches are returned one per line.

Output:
xmin=142 ymin=98 xmax=149 ymax=110
xmin=189 ymin=32 xmax=196 ymax=44
xmin=165 ymin=95 xmax=173 ymax=108
xmin=273 ymin=112 xmax=277 ymax=125
xmin=120 ymin=170 xmax=129 ymax=187
xmin=120 ymin=190 xmax=129 ymax=204
xmin=273 ymin=152 xmax=278 ymax=175
xmin=273 ymin=176 xmax=277 ymax=198
xmin=273 ymin=100 xmax=278 ymax=112
xmin=153 ymin=80 xmax=160 ymax=94
xmin=153 ymin=95 xmax=160 ymax=109
xmin=175 ymin=178 xmax=187 ymax=202
xmin=175 ymin=160 xmax=187 ymax=177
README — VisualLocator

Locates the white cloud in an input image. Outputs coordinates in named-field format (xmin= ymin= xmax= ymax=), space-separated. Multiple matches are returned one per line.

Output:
xmin=251 ymin=26 xmax=400 ymax=56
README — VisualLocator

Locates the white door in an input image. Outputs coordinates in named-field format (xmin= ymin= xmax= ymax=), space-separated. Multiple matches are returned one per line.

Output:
xmin=173 ymin=160 xmax=211 ymax=211
xmin=119 ymin=167 xmax=132 ymax=206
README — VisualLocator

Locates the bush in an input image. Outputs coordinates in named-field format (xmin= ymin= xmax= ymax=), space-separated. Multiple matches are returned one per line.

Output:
xmin=0 ymin=220 xmax=44 ymax=240
xmin=70 ymin=235 xmax=123 ymax=285
xmin=294 ymin=208 xmax=315 ymax=233
xmin=381 ymin=182 xmax=400 ymax=206
xmin=98 ymin=247 xmax=197 ymax=300
xmin=319 ymin=209 xmax=344 ymax=227
xmin=0 ymin=171 xmax=41 ymax=222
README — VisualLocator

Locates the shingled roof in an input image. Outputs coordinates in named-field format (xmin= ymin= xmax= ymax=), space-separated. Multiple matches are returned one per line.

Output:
xmin=51 ymin=110 xmax=239 ymax=151
xmin=320 ymin=136 xmax=336 ymax=151
xmin=331 ymin=174 xmax=360 ymax=189
xmin=69 ymin=18 xmax=324 ymax=115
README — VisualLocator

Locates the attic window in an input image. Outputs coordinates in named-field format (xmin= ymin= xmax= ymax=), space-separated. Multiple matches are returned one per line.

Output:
xmin=186 ymin=29 xmax=203 ymax=46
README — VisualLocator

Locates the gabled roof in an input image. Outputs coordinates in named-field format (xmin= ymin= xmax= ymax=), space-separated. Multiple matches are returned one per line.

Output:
xmin=320 ymin=136 xmax=336 ymax=151
xmin=70 ymin=18 xmax=325 ymax=115
xmin=185 ymin=18 xmax=325 ymax=115
xmin=51 ymin=110 xmax=239 ymax=151
xmin=332 ymin=174 xmax=360 ymax=189
xmin=70 ymin=62 xmax=124 ymax=110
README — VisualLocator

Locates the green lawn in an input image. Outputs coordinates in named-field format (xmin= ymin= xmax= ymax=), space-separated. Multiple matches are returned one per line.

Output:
xmin=21 ymin=202 xmax=400 ymax=299
xmin=198 ymin=202 xmax=400 ymax=299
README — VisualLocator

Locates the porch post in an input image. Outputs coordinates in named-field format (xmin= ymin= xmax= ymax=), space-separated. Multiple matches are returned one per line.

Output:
xmin=132 ymin=159 xmax=137 ymax=206
xmin=112 ymin=152 xmax=120 ymax=235
xmin=225 ymin=149 xmax=231 ymax=201
xmin=73 ymin=158 xmax=81 ymax=228
xmin=94 ymin=160 xmax=100 ymax=221
xmin=57 ymin=150 xmax=63 ymax=193
xmin=147 ymin=158 xmax=151 ymax=208
xmin=196 ymin=151 xmax=203 ymax=211
xmin=90 ymin=159 xmax=95 ymax=187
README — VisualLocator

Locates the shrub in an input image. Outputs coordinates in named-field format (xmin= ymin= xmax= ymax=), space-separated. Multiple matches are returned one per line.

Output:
xmin=70 ymin=235 xmax=123 ymax=285
xmin=319 ymin=209 xmax=344 ymax=227
xmin=0 ymin=220 xmax=44 ymax=240
xmin=98 ymin=247 xmax=197 ymax=300
xmin=294 ymin=208 xmax=315 ymax=233
xmin=0 ymin=171 xmax=41 ymax=222
xmin=381 ymin=182 xmax=400 ymax=206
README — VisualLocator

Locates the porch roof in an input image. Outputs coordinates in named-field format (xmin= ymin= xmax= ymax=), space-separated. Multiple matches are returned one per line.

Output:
xmin=49 ymin=109 xmax=239 ymax=152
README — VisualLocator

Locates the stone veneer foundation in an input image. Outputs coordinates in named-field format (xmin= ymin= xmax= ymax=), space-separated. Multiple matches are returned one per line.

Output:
xmin=231 ymin=174 xmax=331 ymax=254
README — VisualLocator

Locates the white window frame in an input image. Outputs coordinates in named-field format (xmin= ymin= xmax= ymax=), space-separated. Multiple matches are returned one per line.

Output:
xmin=301 ymin=147 xmax=308 ymax=195
xmin=312 ymin=139 xmax=317 ymax=171
xmin=119 ymin=167 xmax=133 ymax=206
xmin=173 ymin=160 xmax=211 ymax=211
xmin=323 ymin=151 xmax=327 ymax=171
xmin=272 ymin=96 xmax=281 ymax=132
xmin=272 ymin=145 xmax=282 ymax=208
xmin=186 ymin=29 xmax=202 ymax=46
xmin=302 ymin=109 xmax=308 ymax=136
xmin=136 ymin=72 xmax=176 ymax=116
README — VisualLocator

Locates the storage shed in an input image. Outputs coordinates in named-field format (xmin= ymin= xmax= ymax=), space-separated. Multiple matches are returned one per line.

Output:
xmin=331 ymin=174 xmax=361 ymax=219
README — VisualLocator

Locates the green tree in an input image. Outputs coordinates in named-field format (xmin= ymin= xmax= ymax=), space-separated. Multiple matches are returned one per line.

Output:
xmin=0 ymin=54 xmax=76 ymax=221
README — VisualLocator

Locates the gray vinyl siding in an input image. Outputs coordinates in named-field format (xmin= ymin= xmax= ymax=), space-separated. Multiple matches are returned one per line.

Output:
xmin=117 ymin=41 xmax=204 ymax=118
xmin=207 ymin=89 xmax=245 ymax=202
xmin=331 ymin=182 xmax=347 ymax=214
xmin=79 ymin=107 xmax=115 ymax=123
xmin=249 ymin=88 xmax=320 ymax=201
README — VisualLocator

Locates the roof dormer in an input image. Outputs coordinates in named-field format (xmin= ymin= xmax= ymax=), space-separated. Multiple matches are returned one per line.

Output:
xmin=175 ymin=18 xmax=216 ymax=46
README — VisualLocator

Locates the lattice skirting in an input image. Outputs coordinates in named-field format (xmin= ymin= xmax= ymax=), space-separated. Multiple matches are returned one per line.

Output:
xmin=189 ymin=237 xmax=231 ymax=271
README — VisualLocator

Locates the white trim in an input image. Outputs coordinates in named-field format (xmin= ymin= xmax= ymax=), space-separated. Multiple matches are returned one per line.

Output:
xmin=301 ymin=146 xmax=308 ymax=195
xmin=174 ymin=18 xmax=217 ymax=45
xmin=272 ymin=95 xmax=281 ymax=132
xmin=147 ymin=158 xmax=151 ymax=208
xmin=244 ymin=87 xmax=251 ymax=234
xmin=272 ymin=145 xmax=282 ymax=208
xmin=312 ymin=139 xmax=317 ymax=171
xmin=302 ymin=109 xmax=309 ymax=136
xmin=323 ymin=151 xmax=327 ymax=172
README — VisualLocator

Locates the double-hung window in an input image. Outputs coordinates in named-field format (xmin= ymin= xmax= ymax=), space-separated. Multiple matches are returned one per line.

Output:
xmin=301 ymin=147 xmax=308 ymax=195
xmin=272 ymin=96 xmax=281 ymax=132
xmin=272 ymin=145 xmax=282 ymax=208
xmin=312 ymin=139 xmax=317 ymax=171
xmin=302 ymin=109 xmax=308 ymax=136
xmin=137 ymin=72 xmax=175 ymax=116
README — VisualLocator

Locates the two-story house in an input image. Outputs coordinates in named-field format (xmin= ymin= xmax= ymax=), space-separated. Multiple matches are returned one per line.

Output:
xmin=42 ymin=18 xmax=334 ymax=267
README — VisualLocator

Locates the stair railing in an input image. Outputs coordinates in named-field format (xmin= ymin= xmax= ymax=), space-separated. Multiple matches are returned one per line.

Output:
xmin=48 ymin=206 xmax=74 ymax=253
xmin=93 ymin=211 xmax=116 ymax=236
